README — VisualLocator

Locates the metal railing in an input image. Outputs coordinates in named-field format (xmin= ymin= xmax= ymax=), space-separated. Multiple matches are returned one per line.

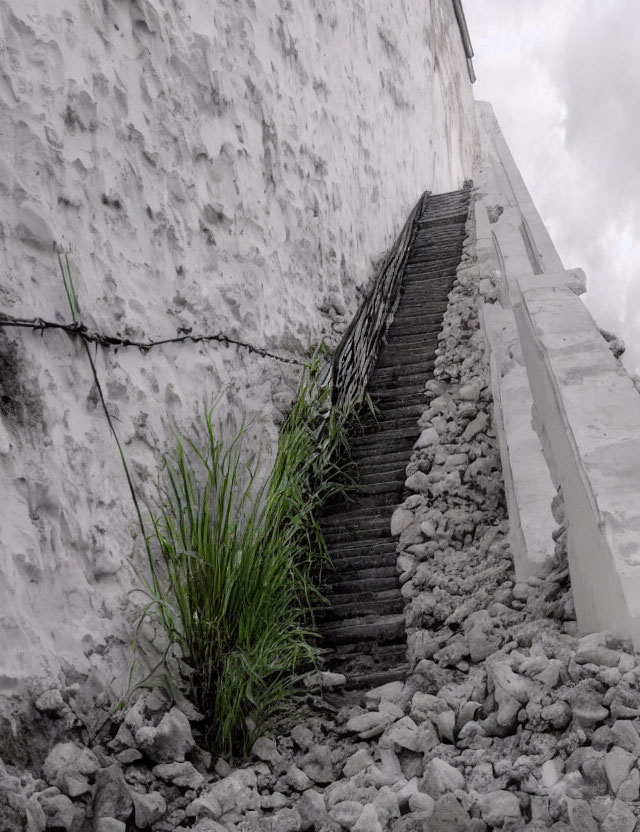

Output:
xmin=325 ymin=191 xmax=428 ymax=414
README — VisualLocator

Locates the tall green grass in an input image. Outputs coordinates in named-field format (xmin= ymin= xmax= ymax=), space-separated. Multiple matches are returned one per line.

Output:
xmin=146 ymin=362 xmax=350 ymax=757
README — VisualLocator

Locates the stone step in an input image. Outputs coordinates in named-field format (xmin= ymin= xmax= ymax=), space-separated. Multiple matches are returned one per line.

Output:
xmin=322 ymin=527 xmax=392 ymax=546
xmin=351 ymin=446 xmax=415 ymax=464
xmin=376 ymin=347 xmax=437 ymax=368
xmin=416 ymin=215 xmax=467 ymax=228
xmin=321 ymin=565 xmax=398 ymax=585
xmin=367 ymin=376 xmax=433 ymax=394
xmin=316 ymin=596 xmax=404 ymax=623
xmin=321 ymin=506 xmax=391 ymax=527
xmin=319 ymin=614 xmax=406 ymax=645
xmin=358 ymin=470 xmax=406 ymax=487
xmin=357 ymin=402 xmax=424 ymax=420
xmin=316 ymin=186 xmax=470 ymax=683
xmin=355 ymin=418 xmax=419 ymax=437
xmin=323 ymin=586 xmax=401 ymax=607
xmin=383 ymin=330 xmax=442 ymax=344
xmin=388 ymin=307 xmax=449 ymax=322
xmin=321 ymin=575 xmax=399 ymax=595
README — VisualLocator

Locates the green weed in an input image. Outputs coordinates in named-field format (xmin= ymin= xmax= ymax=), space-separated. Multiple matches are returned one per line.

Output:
xmin=145 ymin=361 xmax=351 ymax=757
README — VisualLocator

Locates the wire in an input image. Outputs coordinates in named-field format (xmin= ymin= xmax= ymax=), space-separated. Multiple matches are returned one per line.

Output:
xmin=0 ymin=313 xmax=304 ymax=366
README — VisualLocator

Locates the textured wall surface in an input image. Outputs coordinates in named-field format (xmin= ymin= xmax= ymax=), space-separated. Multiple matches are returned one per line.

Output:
xmin=0 ymin=0 xmax=474 ymax=690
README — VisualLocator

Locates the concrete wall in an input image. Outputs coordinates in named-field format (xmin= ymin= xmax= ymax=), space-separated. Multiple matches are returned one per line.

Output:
xmin=0 ymin=0 xmax=475 ymax=691
xmin=476 ymin=101 xmax=640 ymax=646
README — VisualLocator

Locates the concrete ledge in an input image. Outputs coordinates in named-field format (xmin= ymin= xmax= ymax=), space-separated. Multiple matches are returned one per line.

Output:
xmin=481 ymin=303 xmax=556 ymax=579
xmin=513 ymin=271 xmax=640 ymax=645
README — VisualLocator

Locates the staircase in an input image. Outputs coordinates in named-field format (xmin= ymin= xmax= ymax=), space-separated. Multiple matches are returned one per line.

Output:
xmin=316 ymin=187 xmax=472 ymax=688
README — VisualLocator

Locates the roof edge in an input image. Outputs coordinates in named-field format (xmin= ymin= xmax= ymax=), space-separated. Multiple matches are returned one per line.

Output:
xmin=451 ymin=0 xmax=476 ymax=83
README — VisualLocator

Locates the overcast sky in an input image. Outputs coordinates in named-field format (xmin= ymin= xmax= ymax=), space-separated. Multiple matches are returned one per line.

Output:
xmin=464 ymin=0 xmax=640 ymax=374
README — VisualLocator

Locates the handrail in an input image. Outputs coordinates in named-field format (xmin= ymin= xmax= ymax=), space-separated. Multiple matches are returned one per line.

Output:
xmin=326 ymin=191 xmax=428 ymax=414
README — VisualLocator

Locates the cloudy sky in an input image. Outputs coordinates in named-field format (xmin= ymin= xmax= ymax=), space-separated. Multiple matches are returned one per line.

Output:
xmin=464 ymin=0 xmax=640 ymax=373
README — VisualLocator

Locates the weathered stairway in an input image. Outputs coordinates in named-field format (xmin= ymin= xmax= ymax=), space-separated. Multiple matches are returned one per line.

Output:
xmin=316 ymin=187 xmax=472 ymax=689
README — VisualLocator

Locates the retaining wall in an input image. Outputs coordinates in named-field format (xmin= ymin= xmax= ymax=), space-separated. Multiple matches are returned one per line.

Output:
xmin=476 ymin=101 xmax=640 ymax=646
xmin=0 ymin=0 xmax=475 ymax=691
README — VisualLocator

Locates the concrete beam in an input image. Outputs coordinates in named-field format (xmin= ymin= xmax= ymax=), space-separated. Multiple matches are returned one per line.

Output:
xmin=481 ymin=304 xmax=556 ymax=579
xmin=512 ymin=271 xmax=640 ymax=645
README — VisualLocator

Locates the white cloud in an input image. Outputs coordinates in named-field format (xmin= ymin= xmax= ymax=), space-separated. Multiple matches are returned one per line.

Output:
xmin=465 ymin=0 xmax=640 ymax=372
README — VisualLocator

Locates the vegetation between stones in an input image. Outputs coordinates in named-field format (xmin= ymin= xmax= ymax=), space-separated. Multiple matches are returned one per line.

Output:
xmin=144 ymin=360 xmax=350 ymax=758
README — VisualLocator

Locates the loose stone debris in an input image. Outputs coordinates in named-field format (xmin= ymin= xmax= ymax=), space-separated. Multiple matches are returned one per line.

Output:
xmin=4 ymin=210 xmax=640 ymax=831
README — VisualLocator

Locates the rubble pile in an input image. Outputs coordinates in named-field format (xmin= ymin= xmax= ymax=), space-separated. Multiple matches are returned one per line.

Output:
xmin=4 ymin=212 xmax=640 ymax=831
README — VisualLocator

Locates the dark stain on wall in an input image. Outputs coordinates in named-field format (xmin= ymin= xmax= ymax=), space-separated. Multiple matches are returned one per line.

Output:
xmin=0 ymin=331 xmax=44 ymax=432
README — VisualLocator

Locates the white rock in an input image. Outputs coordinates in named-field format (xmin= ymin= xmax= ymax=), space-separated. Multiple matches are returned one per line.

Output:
xmin=373 ymin=786 xmax=400 ymax=825
xmin=419 ymin=520 xmax=437 ymax=538
xmin=36 ymin=792 xmax=79 ymax=831
xmin=353 ymin=803 xmax=383 ymax=832
xmin=95 ymin=821 xmax=125 ymax=832
xmin=411 ymin=692 xmax=449 ymax=717
xmin=541 ymin=758 xmax=563 ymax=789
xmin=303 ymin=671 xmax=346 ymax=689
xmin=405 ymin=471 xmax=431 ymax=493
xmin=152 ymin=761 xmax=204 ymax=790
xmin=35 ymin=689 xmax=66 ymax=714
xmin=286 ymin=764 xmax=314 ymax=792
xmin=408 ymin=792 xmax=435 ymax=815
xmin=604 ymin=746 xmax=635 ymax=794
xmin=601 ymin=799 xmax=637 ymax=832
xmin=271 ymin=808 xmax=302 ymax=832
xmin=132 ymin=791 xmax=167 ymax=827
xmin=414 ymin=427 xmax=439 ymax=449
xmin=299 ymin=745 xmax=334 ymax=785
xmin=261 ymin=792 xmax=289 ymax=810
xmin=379 ymin=747 xmax=403 ymax=780
xmin=390 ymin=508 xmax=415 ymax=536
xmin=565 ymin=798 xmax=598 ymax=832
xmin=342 ymin=749 xmax=374 ymax=778
xmin=457 ymin=381 xmax=482 ymax=401
xmin=534 ymin=659 xmax=563 ymax=687
xmin=365 ymin=681 xmax=405 ymax=707
xmin=617 ymin=768 xmax=640 ymax=801
xmin=345 ymin=711 xmax=393 ymax=738
xmin=610 ymin=720 xmax=640 ymax=754
xmin=252 ymin=736 xmax=286 ymax=767
xmin=134 ymin=706 xmax=195 ymax=763
xmin=290 ymin=725 xmax=314 ymax=751
xmin=490 ymin=662 xmax=532 ymax=704
xmin=185 ymin=794 xmax=222 ymax=821
xmin=381 ymin=716 xmax=422 ymax=753
xmin=618 ymin=653 xmax=636 ymax=673
xmin=433 ymin=710 xmax=455 ymax=742
xmin=420 ymin=758 xmax=465 ymax=798
xmin=329 ymin=801 xmax=363 ymax=827
xmin=478 ymin=790 xmax=521 ymax=827
xmin=462 ymin=411 xmax=488 ymax=441
xmin=576 ymin=633 xmax=622 ymax=667
xmin=296 ymin=789 xmax=328 ymax=831
xmin=42 ymin=742 xmax=100 ymax=796
xmin=378 ymin=701 xmax=405 ymax=719
xmin=205 ymin=769 xmax=259 ymax=814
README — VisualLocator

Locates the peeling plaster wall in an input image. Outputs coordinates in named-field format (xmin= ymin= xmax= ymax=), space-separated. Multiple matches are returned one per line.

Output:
xmin=0 ymin=0 xmax=474 ymax=691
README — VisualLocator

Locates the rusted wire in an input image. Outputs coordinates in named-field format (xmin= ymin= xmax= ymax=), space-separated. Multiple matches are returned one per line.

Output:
xmin=0 ymin=314 xmax=304 ymax=366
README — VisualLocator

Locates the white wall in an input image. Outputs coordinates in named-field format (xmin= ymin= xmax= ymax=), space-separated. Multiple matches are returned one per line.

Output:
xmin=0 ymin=0 xmax=475 ymax=691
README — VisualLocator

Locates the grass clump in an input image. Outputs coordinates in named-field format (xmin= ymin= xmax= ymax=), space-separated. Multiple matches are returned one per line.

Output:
xmin=145 ymin=363 xmax=349 ymax=758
